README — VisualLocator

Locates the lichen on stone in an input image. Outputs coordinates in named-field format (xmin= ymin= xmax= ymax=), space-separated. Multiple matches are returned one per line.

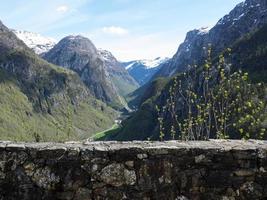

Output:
xmin=99 ymin=163 xmax=136 ymax=187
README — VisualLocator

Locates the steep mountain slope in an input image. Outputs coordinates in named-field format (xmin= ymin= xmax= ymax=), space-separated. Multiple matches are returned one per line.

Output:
xmin=226 ymin=23 xmax=267 ymax=83
xmin=112 ymin=25 xmax=267 ymax=141
xmin=154 ymin=0 xmax=267 ymax=78
xmin=123 ymin=57 xmax=169 ymax=108
xmin=43 ymin=35 xmax=125 ymax=109
xmin=104 ymin=0 xmax=267 ymax=141
xmin=122 ymin=57 xmax=169 ymax=85
xmin=98 ymin=49 xmax=139 ymax=97
xmin=0 ymin=21 xmax=117 ymax=141
xmin=12 ymin=30 xmax=56 ymax=54
xmin=113 ymin=77 xmax=172 ymax=141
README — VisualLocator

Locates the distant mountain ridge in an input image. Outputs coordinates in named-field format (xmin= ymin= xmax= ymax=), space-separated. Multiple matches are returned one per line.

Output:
xmin=43 ymin=35 xmax=139 ymax=109
xmin=12 ymin=30 xmax=56 ymax=55
xmin=122 ymin=57 xmax=169 ymax=85
xmin=43 ymin=35 xmax=123 ymax=108
xmin=13 ymin=30 xmax=140 ymax=108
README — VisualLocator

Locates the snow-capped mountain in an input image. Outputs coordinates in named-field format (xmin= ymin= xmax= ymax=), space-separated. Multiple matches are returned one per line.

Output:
xmin=125 ymin=57 xmax=169 ymax=70
xmin=12 ymin=30 xmax=56 ymax=54
xmin=122 ymin=57 xmax=169 ymax=85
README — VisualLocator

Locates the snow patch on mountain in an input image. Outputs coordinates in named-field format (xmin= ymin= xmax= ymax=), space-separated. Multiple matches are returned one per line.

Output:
xmin=126 ymin=57 xmax=169 ymax=70
xmin=98 ymin=48 xmax=116 ymax=62
xmin=196 ymin=27 xmax=211 ymax=35
xmin=12 ymin=30 xmax=57 ymax=54
xmin=125 ymin=62 xmax=136 ymax=70
xmin=141 ymin=57 xmax=169 ymax=69
xmin=122 ymin=57 xmax=169 ymax=85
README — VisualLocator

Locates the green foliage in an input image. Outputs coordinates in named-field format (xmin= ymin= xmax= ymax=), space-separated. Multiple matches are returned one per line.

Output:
xmin=157 ymin=52 xmax=266 ymax=140
xmin=224 ymin=23 xmax=267 ymax=83
xmin=126 ymin=77 xmax=170 ymax=109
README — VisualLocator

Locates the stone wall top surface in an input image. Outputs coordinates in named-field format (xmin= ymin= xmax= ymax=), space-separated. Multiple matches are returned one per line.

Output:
xmin=0 ymin=139 xmax=266 ymax=152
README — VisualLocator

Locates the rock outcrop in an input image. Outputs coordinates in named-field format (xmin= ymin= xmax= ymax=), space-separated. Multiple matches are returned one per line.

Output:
xmin=12 ymin=30 xmax=139 ymax=102
xmin=98 ymin=49 xmax=139 ymax=97
xmin=43 ymin=35 xmax=123 ymax=108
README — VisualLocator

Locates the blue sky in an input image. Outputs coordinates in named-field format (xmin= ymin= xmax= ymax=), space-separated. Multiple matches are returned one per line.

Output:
xmin=0 ymin=0 xmax=243 ymax=61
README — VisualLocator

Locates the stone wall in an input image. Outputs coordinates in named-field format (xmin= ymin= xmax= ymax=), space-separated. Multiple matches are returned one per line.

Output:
xmin=0 ymin=140 xmax=266 ymax=200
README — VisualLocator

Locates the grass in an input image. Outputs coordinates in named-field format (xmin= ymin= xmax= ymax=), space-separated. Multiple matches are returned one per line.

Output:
xmin=0 ymin=69 xmax=118 ymax=142
xmin=126 ymin=77 xmax=170 ymax=108
xmin=111 ymin=76 xmax=139 ymax=97
xmin=93 ymin=123 xmax=121 ymax=141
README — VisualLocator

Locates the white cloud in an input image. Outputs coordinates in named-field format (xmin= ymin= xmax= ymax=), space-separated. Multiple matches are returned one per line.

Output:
xmin=56 ymin=5 xmax=69 ymax=13
xmin=101 ymin=26 xmax=129 ymax=36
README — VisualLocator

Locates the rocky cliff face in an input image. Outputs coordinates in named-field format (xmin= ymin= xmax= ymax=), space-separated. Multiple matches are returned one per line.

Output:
xmin=43 ymin=36 xmax=124 ymax=108
xmin=155 ymin=0 xmax=267 ymax=78
xmin=0 ymin=21 xmax=26 ymax=54
xmin=98 ymin=49 xmax=139 ymax=97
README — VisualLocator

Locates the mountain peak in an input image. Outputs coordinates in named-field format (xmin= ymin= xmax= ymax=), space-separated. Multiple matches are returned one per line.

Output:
xmin=57 ymin=35 xmax=98 ymax=55
xmin=139 ymin=57 xmax=170 ymax=69
xmin=125 ymin=57 xmax=169 ymax=70
xmin=122 ymin=57 xmax=169 ymax=85
xmin=64 ymin=34 xmax=88 ymax=41
xmin=98 ymin=48 xmax=117 ymax=62
xmin=12 ymin=29 xmax=56 ymax=54
xmin=43 ymin=35 xmax=131 ymax=108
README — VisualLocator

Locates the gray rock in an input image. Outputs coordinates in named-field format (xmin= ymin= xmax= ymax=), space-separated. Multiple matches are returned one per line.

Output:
xmin=125 ymin=161 xmax=134 ymax=168
xmin=73 ymin=188 xmax=92 ymax=200
xmin=137 ymin=153 xmax=148 ymax=159
xmin=32 ymin=167 xmax=60 ymax=189
xmin=43 ymin=35 xmax=126 ymax=107
xmin=99 ymin=163 xmax=136 ymax=187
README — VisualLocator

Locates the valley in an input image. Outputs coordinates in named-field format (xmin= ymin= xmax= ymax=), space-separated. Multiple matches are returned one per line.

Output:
xmin=0 ymin=0 xmax=266 ymax=142
xmin=1 ymin=1 xmax=267 ymax=199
